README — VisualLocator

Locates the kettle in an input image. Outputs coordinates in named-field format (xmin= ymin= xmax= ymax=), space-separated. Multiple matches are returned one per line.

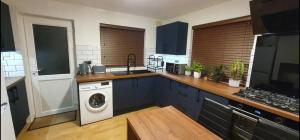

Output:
xmin=79 ymin=61 xmax=91 ymax=75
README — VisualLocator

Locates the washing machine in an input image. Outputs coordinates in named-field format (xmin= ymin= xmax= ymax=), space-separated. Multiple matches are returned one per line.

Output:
xmin=79 ymin=81 xmax=113 ymax=125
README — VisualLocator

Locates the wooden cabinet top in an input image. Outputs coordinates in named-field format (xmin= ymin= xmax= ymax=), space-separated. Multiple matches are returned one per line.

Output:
xmin=127 ymin=106 xmax=221 ymax=140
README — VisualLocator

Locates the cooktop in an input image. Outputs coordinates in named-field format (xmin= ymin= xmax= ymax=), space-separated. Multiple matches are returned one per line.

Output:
xmin=234 ymin=87 xmax=299 ymax=115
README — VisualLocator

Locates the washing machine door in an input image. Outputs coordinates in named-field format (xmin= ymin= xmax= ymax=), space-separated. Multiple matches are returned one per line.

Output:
xmin=85 ymin=92 xmax=108 ymax=112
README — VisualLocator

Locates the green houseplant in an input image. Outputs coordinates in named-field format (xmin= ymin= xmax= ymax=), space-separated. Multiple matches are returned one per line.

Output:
xmin=191 ymin=62 xmax=203 ymax=79
xmin=184 ymin=65 xmax=193 ymax=76
xmin=229 ymin=60 xmax=245 ymax=87
xmin=209 ymin=64 xmax=226 ymax=82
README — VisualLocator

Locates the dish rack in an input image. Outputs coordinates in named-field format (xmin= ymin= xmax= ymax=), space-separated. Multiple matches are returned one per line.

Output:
xmin=146 ymin=55 xmax=164 ymax=72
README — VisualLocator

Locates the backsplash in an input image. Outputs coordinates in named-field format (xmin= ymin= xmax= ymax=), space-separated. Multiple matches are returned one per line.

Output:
xmin=76 ymin=45 xmax=102 ymax=66
xmin=1 ymin=52 xmax=25 ymax=77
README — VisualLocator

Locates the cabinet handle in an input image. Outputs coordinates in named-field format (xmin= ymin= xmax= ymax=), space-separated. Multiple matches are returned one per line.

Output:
xmin=13 ymin=87 xmax=19 ymax=101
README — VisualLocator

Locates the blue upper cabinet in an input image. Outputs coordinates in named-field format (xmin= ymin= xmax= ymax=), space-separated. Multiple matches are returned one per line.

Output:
xmin=156 ymin=21 xmax=188 ymax=55
xmin=1 ymin=1 xmax=15 ymax=52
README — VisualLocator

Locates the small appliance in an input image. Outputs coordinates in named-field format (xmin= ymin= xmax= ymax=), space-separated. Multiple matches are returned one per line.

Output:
xmin=79 ymin=61 xmax=91 ymax=75
xmin=166 ymin=62 xmax=186 ymax=75
xmin=92 ymin=65 xmax=106 ymax=74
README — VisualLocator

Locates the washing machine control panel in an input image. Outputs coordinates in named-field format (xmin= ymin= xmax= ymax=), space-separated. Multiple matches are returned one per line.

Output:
xmin=79 ymin=81 xmax=112 ymax=91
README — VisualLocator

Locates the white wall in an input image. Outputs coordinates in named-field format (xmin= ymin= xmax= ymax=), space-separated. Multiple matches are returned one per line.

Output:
xmin=159 ymin=0 xmax=252 ymax=65
xmin=6 ymin=0 xmax=161 ymax=121
xmin=1 ymin=52 xmax=25 ymax=77
xmin=13 ymin=0 xmax=160 ymax=66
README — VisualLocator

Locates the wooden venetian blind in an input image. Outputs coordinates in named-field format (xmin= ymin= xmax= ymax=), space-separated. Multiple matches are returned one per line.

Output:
xmin=100 ymin=24 xmax=145 ymax=66
xmin=192 ymin=16 xmax=254 ymax=81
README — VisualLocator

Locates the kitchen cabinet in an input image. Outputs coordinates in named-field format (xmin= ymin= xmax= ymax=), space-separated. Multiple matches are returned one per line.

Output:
xmin=1 ymin=1 xmax=15 ymax=52
xmin=7 ymin=79 xmax=29 ymax=136
xmin=156 ymin=78 xmax=196 ymax=119
xmin=113 ymin=77 xmax=157 ymax=115
xmin=156 ymin=21 xmax=188 ymax=55
xmin=155 ymin=77 xmax=176 ymax=107
xmin=173 ymin=82 xmax=197 ymax=118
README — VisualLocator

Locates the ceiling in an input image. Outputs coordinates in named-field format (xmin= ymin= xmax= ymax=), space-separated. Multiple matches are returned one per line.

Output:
xmin=54 ymin=0 xmax=229 ymax=19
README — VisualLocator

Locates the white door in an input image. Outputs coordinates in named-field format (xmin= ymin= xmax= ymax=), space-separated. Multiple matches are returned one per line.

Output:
xmin=24 ymin=16 xmax=76 ymax=117
xmin=1 ymin=66 xmax=16 ymax=140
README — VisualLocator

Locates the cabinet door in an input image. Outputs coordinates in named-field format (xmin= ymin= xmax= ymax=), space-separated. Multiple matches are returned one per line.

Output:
xmin=164 ymin=23 xmax=178 ymax=54
xmin=15 ymin=80 xmax=29 ymax=135
xmin=7 ymin=88 xmax=20 ymax=135
xmin=173 ymin=82 xmax=196 ymax=119
xmin=1 ymin=2 xmax=15 ymax=51
xmin=113 ymin=78 xmax=136 ymax=115
xmin=136 ymin=77 xmax=156 ymax=107
xmin=156 ymin=77 xmax=174 ymax=107
xmin=156 ymin=26 xmax=165 ymax=54
xmin=176 ymin=22 xmax=188 ymax=55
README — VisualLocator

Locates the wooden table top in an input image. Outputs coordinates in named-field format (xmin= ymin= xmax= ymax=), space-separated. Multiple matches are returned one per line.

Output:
xmin=127 ymin=106 xmax=221 ymax=140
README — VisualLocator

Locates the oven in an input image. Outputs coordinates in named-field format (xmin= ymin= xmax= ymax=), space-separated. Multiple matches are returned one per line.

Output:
xmin=229 ymin=106 xmax=258 ymax=140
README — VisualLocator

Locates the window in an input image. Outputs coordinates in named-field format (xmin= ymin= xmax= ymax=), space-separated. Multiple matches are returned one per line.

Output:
xmin=192 ymin=16 xmax=254 ymax=82
xmin=100 ymin=24 xmax=145 ymax=66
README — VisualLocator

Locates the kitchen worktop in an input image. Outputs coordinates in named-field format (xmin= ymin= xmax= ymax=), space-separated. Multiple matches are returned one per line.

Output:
xmin=127 ymin=106 xmax=221 ymax=140
xmin=76 ymin=71 xmax=299 ymax=122
xmin=5 ymin=76 xmax=25 ymax=89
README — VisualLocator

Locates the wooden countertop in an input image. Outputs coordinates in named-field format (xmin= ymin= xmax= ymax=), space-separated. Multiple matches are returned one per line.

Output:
xmin=127 ymin=106 xmax=221 ymax=140
xmin=76 ymin=72 xmax=299 ymax=122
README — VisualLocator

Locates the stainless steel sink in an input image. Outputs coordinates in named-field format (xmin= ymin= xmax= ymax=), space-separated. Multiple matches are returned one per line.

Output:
xmin=112 ymin=70 xmax=153 ymax=76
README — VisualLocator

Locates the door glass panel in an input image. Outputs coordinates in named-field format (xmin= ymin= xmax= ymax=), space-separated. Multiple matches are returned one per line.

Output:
xmin=33 ymin=24 xmax=70 ymax=75
xmin=89 ymin=93 xmax=105 ymax=108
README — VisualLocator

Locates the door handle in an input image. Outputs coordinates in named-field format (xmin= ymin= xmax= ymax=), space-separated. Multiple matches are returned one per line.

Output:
xmin=1 ymin=102 xmax=8 ymax=114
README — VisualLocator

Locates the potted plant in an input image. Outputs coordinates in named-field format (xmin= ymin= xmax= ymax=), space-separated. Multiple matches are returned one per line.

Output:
xmin=209 ymin=64 xmax=226 ymax=83
xmin=192 ymin=62 xmax=203 ymax=79
xmin=184 ymin=65 xmax=192 ymax=76
xmin=229 ymin=60 xmax=244 ymax=87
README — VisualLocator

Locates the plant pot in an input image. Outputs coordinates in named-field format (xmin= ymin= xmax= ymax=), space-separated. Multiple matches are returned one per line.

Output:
xmin=193 ymin=72 xmax=201 ymax=79
xmin=229 ymin=78 xmax=240 ymax=87
xmin=185 ymin=71 xmax=192 ymax=76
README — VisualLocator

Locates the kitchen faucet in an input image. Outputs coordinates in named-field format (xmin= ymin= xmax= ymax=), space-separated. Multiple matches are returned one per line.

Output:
xmin=127 ymin=53 xmax=136 ymax=73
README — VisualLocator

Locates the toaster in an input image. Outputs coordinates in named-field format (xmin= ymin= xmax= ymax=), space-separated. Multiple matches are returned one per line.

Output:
xmin=92 ymin=65 xmax=106 ymax=74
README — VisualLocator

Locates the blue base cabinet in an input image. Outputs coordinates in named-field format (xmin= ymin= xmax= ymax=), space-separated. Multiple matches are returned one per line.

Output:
xmin=155 ymin=77 xmax=176 ymax=107
xmin=113 ymin=76 xmax=157 ymax=115
xmin=113 ymin=76 xmax=230 ymax=121
xmin=7 ymin=79 xmax=29 ymax=136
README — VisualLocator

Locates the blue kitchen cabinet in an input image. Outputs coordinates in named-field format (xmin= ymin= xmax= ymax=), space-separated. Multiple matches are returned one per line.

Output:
xmin=7 ymin=79 xmax=29 ymax=136
xmin=113 ymin=77 xmax=157 ymax=115
xmin=113 ymin=78 xmax=136 ymax=115
xmin=136 ymin=76 xmax=157 ymax=107
xmin=173 ymin=82 xmax=197 ymax=119
xmin=1 ymin=1 xmax=15 ymax=51
xmin=155 ymin=77 xmax=176 ymax=107
xmin=156 ymin=21 xmax=188 ymax=55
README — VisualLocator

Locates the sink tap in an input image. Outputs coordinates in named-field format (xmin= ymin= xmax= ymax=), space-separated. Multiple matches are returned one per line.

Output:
xmin=127 ymin=53 xmax=136 ymax=73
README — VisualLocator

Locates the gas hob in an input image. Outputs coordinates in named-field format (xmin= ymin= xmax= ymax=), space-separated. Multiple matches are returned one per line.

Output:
xmin=234 ymin=88 xmax=299 ymax=115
